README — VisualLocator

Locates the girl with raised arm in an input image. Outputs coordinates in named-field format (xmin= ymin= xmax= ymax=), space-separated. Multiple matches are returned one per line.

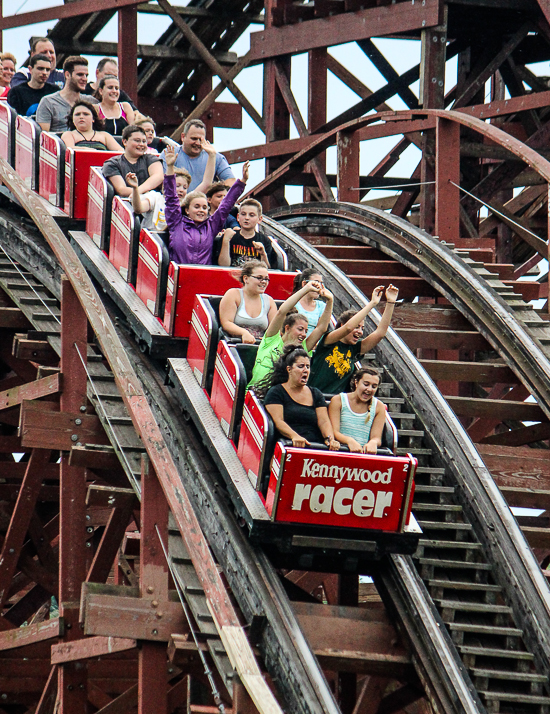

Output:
xmin=309 ymin=284 xmax=399 ymax=394
xmin=248 ymin=280 xmax=334 ymax=389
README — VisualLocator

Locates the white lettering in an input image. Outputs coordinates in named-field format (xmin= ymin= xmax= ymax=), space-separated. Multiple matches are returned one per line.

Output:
xmin=310 ymin=485 xmax=334 ymax=513
xmin=301 ymin=459 xmax=314 ymax=478
xmin=382 ymin=467 xmax=392 ymax=484
xmin=292 ymin=484 xmax=311 ymax=510
xmin=374 ymin=490 xmax=393 ymax=517
xmin=319 ymin=464 xmax=328 ymax=479
xmin=348 ymin=468 xmax=361 ymax=482
xmin=329 ymin=465 xmax=341 ymax=483
xmin=371 ymin=470 xmax=381 ymax=483
xmin=353 ymin=489 xmax=374 ymax=517
xmin=311 ymin=463 xmax=320 ymax=477
xmin=333 ymin=488 xmax=354 ymax=515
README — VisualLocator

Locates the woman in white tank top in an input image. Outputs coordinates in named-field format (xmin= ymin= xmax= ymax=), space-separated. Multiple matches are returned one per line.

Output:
xmin=219 ymin=260 xmax=278 ymax=343
xmin=328 ymin=367 xmax=386 ymax=454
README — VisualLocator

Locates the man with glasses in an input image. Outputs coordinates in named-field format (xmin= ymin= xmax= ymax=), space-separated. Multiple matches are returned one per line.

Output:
xmin=213 ymin=198 xmax=275 ymax=267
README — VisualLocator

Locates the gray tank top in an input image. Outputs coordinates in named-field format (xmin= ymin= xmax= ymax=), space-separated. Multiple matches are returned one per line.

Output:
xmin=234 ymin=289 xmax=270 ymax=339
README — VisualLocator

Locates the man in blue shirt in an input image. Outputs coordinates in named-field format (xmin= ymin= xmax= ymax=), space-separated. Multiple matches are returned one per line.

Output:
xmin=11 ymin=38 xmax=64 ymax=90
xmin=161 ymin=119 xmax=235 ymax=191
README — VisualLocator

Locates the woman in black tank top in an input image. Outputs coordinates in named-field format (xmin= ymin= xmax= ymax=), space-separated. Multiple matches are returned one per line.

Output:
xmin=61 ymin=100 xmax=122 ymax=152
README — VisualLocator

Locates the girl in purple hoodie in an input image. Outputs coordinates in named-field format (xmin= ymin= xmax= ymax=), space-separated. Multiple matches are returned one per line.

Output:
xmin=164 ymin=143 xmax=249 ymax=264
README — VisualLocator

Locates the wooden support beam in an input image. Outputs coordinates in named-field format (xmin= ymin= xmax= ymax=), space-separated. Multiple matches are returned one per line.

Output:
xmin=35 ymin=666 xmax=58 ymax=714
xmin=139 ymin=455 xmax=169 ymax=714
xmin=480 ymin=422 xmax=550 ymax=446
xmin=70 ymin=444 xmax=124 ymax=471
xmin=454 ymin=23 xmax=532 ymax=108
xmin=419 ymin=360 xmax=517 ymax=383
xmin=248 ymin=0 xmax=440 ymax=60
xmin=446 ymin=395 xmax=546 ymax=421
xmin=171 ymin=53 xmax=251 ymax=139
xmin=51 ymin=636 xmax=136 ymax=664
xmin=86 ymin=501 xmax=135 ymax=584
xmin=358 ymin=39 xmax=418 ymax=109
xmin=0 ymin=618 xmax=61 ymax=652
xmin=396 ymin=328 xmax=490 ymax=351
xmin=83 ymin=594 xmax=187 ymax=641
xmin=0 ymin=373 xmax=60 ymax=412
xmin=0 ymin=307 xmax=30 ymax=329
xmin=12 ymin=334 xmax=58 ymax=365
xmin=86 ymin=485 xmax=138 ymax=509
xmin=58 ymin=276 xmax=89 ymax=714
xmin=20 ymin=401 xmax=107 ymax=450
xmin=118 ymin=6 xmax=138 ymax=104
xmin=0 ymin=448 xmax=52 ymax=609
xmin=337 ymin=129 xmax=360 ymax=203
xmin=94 ymin=684 xmax=138 ymax=714
xmin=478 ymin=444 xmax=550 ymax=486
xmin=38 ymin=40 xmax=238 ymax=65
xmin=273 ymin=61 xmax=332 ymax=201
xmin=435 ymin=117 xmax=460 ymax=244
xmin=157 ymin=0 xmax=264 ymax=132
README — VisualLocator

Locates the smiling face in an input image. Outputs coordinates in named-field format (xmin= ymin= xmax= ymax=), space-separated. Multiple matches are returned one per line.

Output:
xmin=343 ymin=319 xmax=364 ymax=345
xmin=67 ymin=64 xmax=88 ymax=93
xmin=354 ymin=373 xmax=380 ymax=402
xmin=72 ymin=105 xmax=94 ymax=132
xmin=182 ymin=125 xmax=206 ymax=158
xmin=244 ymin=268 xmax=270 ymax=294
xmin=284 ymin=317 xmax=308 ymax=344
xmin=287 ymin=356 xmax=311 ymax=386
xmin=1 ymin=59 xmax=15 ymax=86
xmin=186 ymin=197 xmax=209 ymax=222
xmin=100 ymin=77 xmax=120 ymax=103
xmin=123 ymin=130 xmax=147 ymax=159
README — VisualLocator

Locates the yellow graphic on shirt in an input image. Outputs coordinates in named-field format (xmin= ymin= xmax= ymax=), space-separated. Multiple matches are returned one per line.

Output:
xmin=326 ymin=346 xmax=352 ymax=378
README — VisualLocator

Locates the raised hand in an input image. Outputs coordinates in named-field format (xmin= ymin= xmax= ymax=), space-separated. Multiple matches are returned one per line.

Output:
xmin=242 ymin=160 xmax=250 ymax=182
xmin=319 ymin=286 xmax=333 ymax=302
xmin=201 ymin=138 xmax=217 ymax=156
xmin=125 ymin=172 xmax=139 ymax=189
xmin=385 ymin=284 xmax=399 ymax=303
xmin=164 ymin=143 xmax=177 ymax=167
xmin=371 ymin=285 xmax=385 ymax=305
xmin=305 ymin=279 xmax=322 ymax=294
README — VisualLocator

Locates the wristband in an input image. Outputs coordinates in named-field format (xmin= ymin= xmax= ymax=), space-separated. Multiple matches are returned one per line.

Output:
xmin=386 ymin=301 xmax=397 ymax=304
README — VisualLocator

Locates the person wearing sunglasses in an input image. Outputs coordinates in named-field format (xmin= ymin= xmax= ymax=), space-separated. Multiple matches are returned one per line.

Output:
xmin=219 ymin=260 xmax=278 ymax=343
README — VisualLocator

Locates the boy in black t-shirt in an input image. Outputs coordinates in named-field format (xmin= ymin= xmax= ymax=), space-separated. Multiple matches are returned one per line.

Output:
xmin=213 ymin=198 xmax=275 ymax=267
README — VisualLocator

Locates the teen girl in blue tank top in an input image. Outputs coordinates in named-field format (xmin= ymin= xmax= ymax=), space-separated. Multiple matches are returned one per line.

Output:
xmin=328 ymin=367 xmax=386 ymax=454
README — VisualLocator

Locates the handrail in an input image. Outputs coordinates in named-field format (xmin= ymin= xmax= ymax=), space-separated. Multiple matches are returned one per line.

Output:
xmin=264 ymin=208 xmax=550 ymax=683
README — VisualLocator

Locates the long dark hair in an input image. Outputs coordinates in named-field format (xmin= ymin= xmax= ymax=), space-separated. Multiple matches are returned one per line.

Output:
xmin=254 ymin=345 xmax=309 ymax=399
xmin=292 ymin=268 xmax=323 ymax=294
xmin=281 ymin=310 xmax=307 ymax=334
xmin=67 ymin=100 xmax=104 ymax=131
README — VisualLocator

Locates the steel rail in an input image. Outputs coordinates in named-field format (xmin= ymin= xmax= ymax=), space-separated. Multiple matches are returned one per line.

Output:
xmin=0 ymin=162 xmax=337 ymax=714
xmin=264 ymin=207 xmax=550 ymax=683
